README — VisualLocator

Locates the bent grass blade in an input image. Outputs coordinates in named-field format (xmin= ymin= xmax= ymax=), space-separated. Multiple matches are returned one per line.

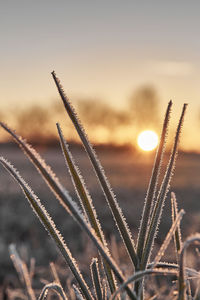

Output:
xmin=38 ymin=283 xmax=68 ymax=300
xmin=178 ymin=234 xmax=200 ymax=300
xmin=111 ymin=268 xmax=178 ymax=300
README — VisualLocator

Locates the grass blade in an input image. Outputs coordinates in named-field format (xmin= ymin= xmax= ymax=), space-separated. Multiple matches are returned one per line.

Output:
xmin=56 ymin=122 xmax=101 ymax=228
xmin=50 ymin=262 xmax=61 ymax=286
xmin=38 ymin=283 xmax=67 ymax=300
xmin=9 ymin=244 xmax=26 ymax=285
xmin=111 ymin=268 xmax=178 ymax=300
xmin=147 ymin=262 xmax=200 ymax=278
xmin=137 ymin=100 xmax=172 ymax=263
xmin=194 ymin=280 xmax=200 ymax=300
xmin=0 ymin=157 xmax=93 ymax=300
xmin=50 ymin=262 xmax=63 ymax=300
xmin=153 ymin=209 xmax=184 ymax=266
xmin=0 ymin=122 xmax=75 ymax=216
xmin=51 ymin=71 xmax=138 ymax=269
xmin=102 ymin=279 xmax=108 ymax=300
xmin=171 ymin=192 xmax=182 ymax=260
xmin=141 ymin=103 xmax=187 ymax=270
xmin=90 ymin=258 xmax=103 ymax=300
xmin=178 ymin=234 xmax=200 ymax=300
xmin=56 ymin=123 xmax=117 ymax=294
xmin=73 ymin=284 xmax=85 ymax=300
xmin=9 ymin=244 xmax=36 ymax=300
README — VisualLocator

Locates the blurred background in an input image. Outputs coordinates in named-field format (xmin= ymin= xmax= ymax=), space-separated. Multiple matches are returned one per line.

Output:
xmin=1 ymin=1 xmax=200 ymax=150
xmin=0 ymin=1 xmax=200 ymax=296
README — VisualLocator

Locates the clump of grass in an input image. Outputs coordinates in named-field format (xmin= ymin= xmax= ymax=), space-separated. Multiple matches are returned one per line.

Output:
xmin=1 ymin=72 xmax=200 ymax=299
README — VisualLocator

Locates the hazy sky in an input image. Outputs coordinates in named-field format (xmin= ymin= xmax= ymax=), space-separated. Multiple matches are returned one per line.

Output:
xmin=1 ymin=1 xmax=200 ymax=150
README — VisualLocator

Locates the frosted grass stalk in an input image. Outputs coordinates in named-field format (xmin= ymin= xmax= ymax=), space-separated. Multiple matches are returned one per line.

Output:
xmin=50 ymin=262 xmax=62 ymax=286
xmin=194 ymin=280 xmax=200 ymax=300
xmin=137 ymin=100 xmax=172 ymax=263
xmin=147 ymin=262 xmax=200 ymax=278
xmin=102 ymin=279 xmax=108 ymax=300
xmin=153 ymin=209 xmax=184 ymax=266
xmin=0 ymin=157 xmax=93 ymax=300
xmin=171 ymin=192 xmax=182 ymax=260
xmin=38 ymin=283 xmax=67 ymax=300
xmin=141 ymin=104 xmax=187 ymax=270
xmin=111 ymin=268 xmax=177 ymax=300
xmin=57 ymin=123 xmax=117 ymax=294
xmin=90 ymin=258 xmax=103 ymax=300
xmin=0 ymin=122 xmax=75 ymax=216
xmin=9 ymin=244 xmax=36 ymax=300
xmin=73 ymin=284 xmax=85 ymax=300
xmin=178 ymin=234 xmax=200 ymax=300
xmin=51 ymin=71 xmax=138 ymax=269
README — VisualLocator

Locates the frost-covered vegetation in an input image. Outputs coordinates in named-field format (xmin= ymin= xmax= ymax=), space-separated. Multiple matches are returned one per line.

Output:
xmin=0 ymin=72 xmax=200 ymax=299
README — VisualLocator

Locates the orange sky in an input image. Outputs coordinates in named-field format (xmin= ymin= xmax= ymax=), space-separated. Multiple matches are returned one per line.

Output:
xmin=1 ymin=1 xmax=200 ymax=151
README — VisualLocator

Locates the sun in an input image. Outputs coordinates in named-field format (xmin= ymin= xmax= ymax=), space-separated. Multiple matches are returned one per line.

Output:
xmin=137 ymin=130 xmax=159 ymax=151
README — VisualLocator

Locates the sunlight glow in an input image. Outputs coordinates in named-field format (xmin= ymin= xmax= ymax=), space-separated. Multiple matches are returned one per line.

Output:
xmin=137 ymin=130 xmax=158 ymax=151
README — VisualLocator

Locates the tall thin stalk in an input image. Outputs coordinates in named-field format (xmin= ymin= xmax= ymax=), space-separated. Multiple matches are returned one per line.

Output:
xmin=57 ymin=123 xmax=117 ymax=294
xmin=171 ymin=192 xmax=182 ymax=261
xmin=90 ymin=258 xmax=103 ymax=300
xmin=141 ymin=103 xmax=187 ymax=270
xmin=153 ymin=209 xmax=184 ymax=267
xmin=137 ymin=100 xmax=172 ymax=264
xmin=51 ymin=71 xmax=138 ymax=269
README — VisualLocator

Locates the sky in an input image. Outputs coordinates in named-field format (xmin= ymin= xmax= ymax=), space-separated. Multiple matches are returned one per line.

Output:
xmin=1 ymin=1 xmax=200 ymax=151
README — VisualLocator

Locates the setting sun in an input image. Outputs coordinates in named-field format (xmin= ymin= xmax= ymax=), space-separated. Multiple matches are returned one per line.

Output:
xmin=137 ymin=130 xmax=159 ymax=151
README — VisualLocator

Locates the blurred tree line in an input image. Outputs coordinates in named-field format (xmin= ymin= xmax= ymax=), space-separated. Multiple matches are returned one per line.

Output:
xmin=0 ymin=85 xmax=161 ymax=147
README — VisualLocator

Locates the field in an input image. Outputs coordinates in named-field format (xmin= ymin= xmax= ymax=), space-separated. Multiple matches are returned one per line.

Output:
xmin=0 ymin=142 xmax=200 ymax=297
